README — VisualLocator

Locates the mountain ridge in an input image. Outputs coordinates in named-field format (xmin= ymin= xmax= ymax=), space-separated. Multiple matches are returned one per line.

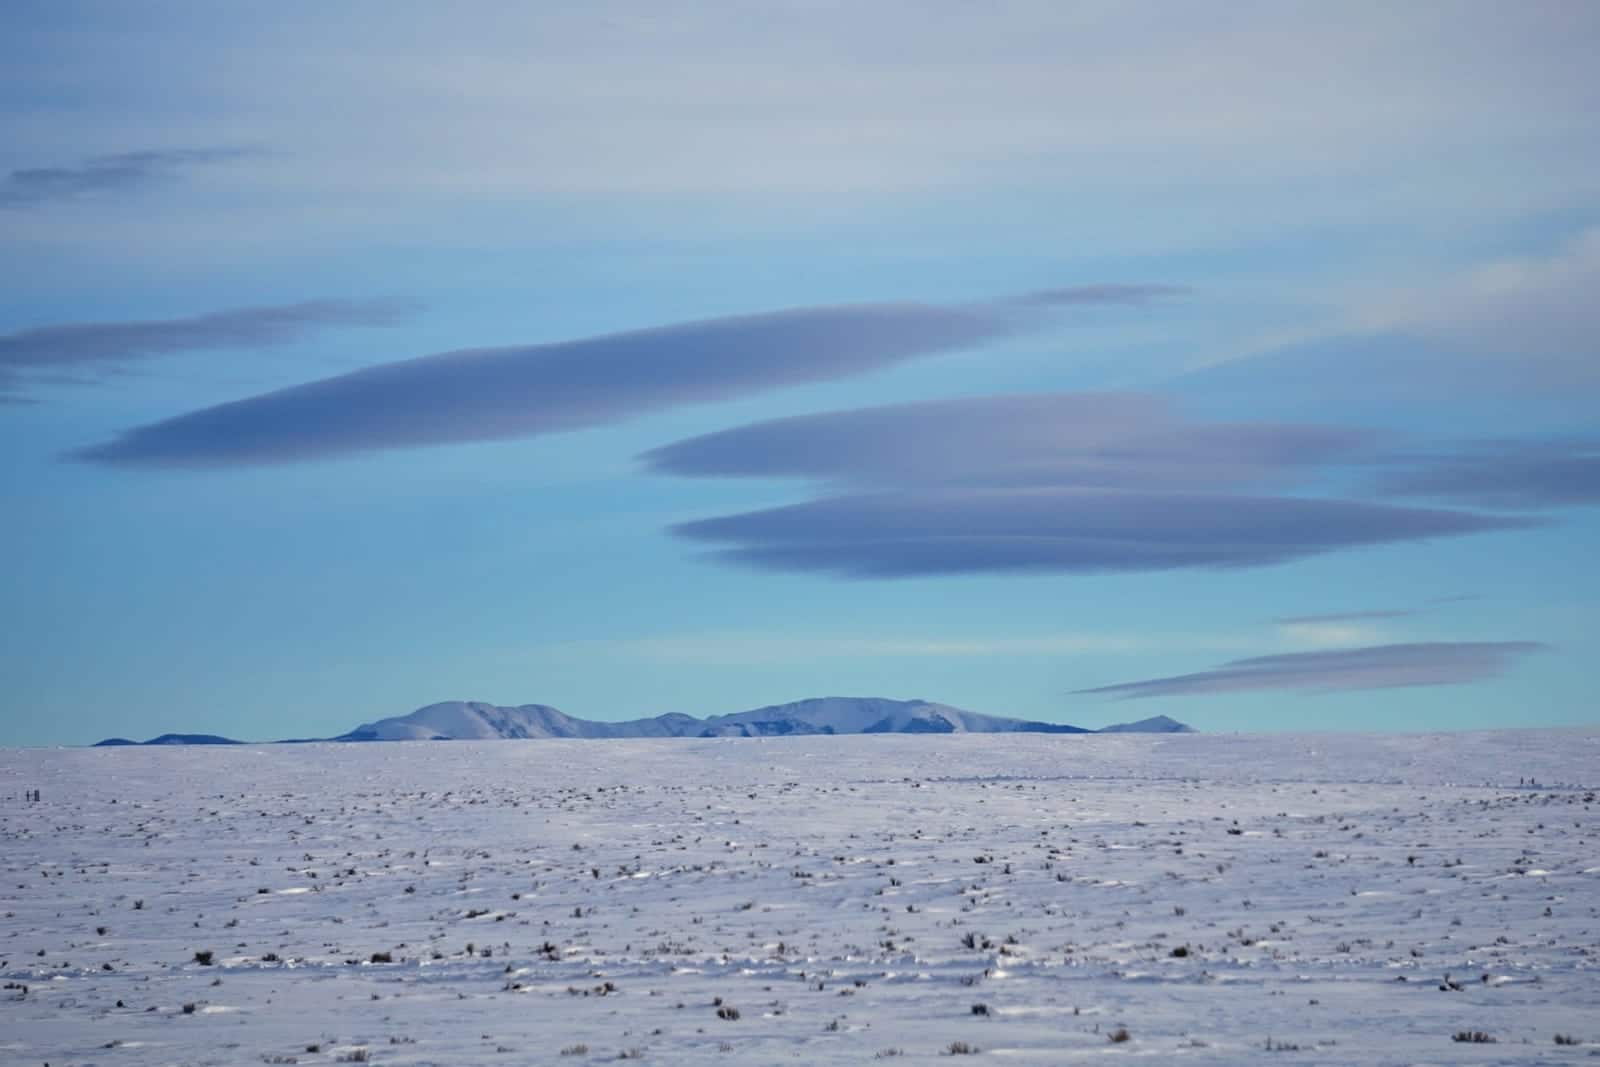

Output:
xmin=92 ymin=696 xmax=1194 ymax=746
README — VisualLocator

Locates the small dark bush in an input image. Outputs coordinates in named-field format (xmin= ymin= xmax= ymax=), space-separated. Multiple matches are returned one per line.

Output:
xmin=1169 ymin=945 xmax=1189 ymax=958
xmin=193 ymin=950 xmax=214 ymax=966
xmin=369 ymin=951 xmax=392 ymax=964
xmin=1452 ymin=1031 xmax=1496 ymax=1044
xmin=181 ymin=1002 xmax=197 ymax=1014
xmin=717 ymin=1005 xmax=741 ymax=1020
xmin=970 ymin=1003 xmax=989 ymax=1016
xmin=945 ymin=1040 xmax=979 ymax=1055
xmin=1109 ymin=1028 xmax=1131 ymax=1043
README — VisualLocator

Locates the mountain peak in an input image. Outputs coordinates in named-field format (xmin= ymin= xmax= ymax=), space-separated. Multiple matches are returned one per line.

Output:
xmin=336 ymin=701 xmax=579 ymax=741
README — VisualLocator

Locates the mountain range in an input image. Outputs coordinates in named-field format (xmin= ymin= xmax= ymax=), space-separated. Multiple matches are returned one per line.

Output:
xmin=93 ymin=697 xmax=1192 ymax=746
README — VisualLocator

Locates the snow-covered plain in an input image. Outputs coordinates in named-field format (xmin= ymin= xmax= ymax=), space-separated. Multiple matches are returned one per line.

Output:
xmin=2 ymin=730 xmax=1597 ymax=1065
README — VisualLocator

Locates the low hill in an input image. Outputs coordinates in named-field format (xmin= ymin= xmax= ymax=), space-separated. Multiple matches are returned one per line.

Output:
xmin=92 ymin=733 xmax=243 ymax=746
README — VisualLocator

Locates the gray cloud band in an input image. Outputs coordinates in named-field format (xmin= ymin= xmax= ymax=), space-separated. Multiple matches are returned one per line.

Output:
xmin=1374 ymin=440 xmax=1600 ymax=509
xmin=671 ymin=488 xmax=1535 ymax=578
xmin=644 ymin=393 xmax=1378 ymax=490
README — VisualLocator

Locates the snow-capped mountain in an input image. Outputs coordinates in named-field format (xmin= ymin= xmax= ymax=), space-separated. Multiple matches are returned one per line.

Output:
xmin=338 ymin=702 xmax=599 ymax=741
xmin=91 ymin=697 xmax=1192 ymax=745
xmin=334 ymin=702 xmax=712 ymax=741
xmin=332 ymin=696 xmax=1179 ymax=741
xmin=696 ymin=696 xmax=1091 ymax=736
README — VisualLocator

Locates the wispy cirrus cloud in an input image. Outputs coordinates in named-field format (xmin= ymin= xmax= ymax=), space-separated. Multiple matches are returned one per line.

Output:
xmin=71 ymin=287 xmax=1177 ymax=467
xmin=25 ymin=7 xmax=1592 ymax=208
xmin=0 ymin=148 xmax=253 ymax=210
xmin=1270 ymin=595 xmax=1482 ymax=649
xmin=1356 ymin=227 xmax=1600 ymax=384
xmin=1073 ymin=641 xmax=1546 ymax=700
xmin=1187 ymin=227 xmax=1600 ymax=405
xmin=1273 ymin=607 xmax=1413 ymax=650
xmin=1273 ymin=593 xmax=1480 ymax=627
xmin=1 ymin=300 xmax=414 ymax=402
xmin=1275 ymin=608 xmax=1416 ymax=625
xmin=672 ymin=488 xmax=1533 ymax=579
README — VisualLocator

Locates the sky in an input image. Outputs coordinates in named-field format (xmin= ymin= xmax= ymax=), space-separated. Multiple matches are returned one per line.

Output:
xmin=2 ymin=1 xmax=1597 ymax=746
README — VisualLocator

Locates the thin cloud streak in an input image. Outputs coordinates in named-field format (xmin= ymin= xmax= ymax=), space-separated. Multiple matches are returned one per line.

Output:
xmin=1 ymin=299 xmax=410 ymax=364
xmin=1375 ymin=440 xmax=1600 ymax=510
xmin=1 ymin=300 xmax=414 ymax=402
xmin=1074 ymin=641 xmax=1547 ymax=700
xmin=0 ymin=148 xmax=253 ymax=209
xmin=1275 ymin=609 xmax=1416 ymax=624
xmin=672 ymin=488 xmax=1535 ymax=579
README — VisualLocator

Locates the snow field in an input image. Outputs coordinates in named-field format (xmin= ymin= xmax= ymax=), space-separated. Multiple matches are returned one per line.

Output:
xmin=2 ymin=730 xmax=1597 ymax=1065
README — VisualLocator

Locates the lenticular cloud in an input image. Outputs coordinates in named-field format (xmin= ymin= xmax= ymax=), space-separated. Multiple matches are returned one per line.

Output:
xmin=652 ymin=393 xmax=1532 ymax=579
xmin=671 ymin=488 xmax=1533 ymax=578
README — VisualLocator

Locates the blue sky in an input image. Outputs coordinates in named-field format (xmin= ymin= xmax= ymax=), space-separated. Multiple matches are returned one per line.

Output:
xmin=2 ymin=2 xmax=1596 ymax=745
